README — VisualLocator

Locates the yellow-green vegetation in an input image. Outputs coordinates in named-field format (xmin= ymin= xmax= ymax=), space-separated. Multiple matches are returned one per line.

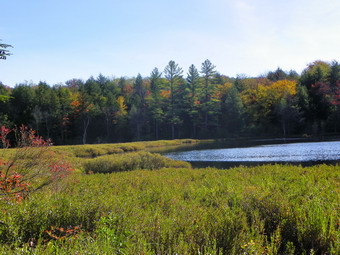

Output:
xmin=83 ymin=151 xmax=191 ymax=173
xmin=53 ymin=139 xmax=200 ymax=158
xmin=0 ymin=163 xmax=338 ymax=254
xmin=49 ymin=139 xmax=201 ymax=171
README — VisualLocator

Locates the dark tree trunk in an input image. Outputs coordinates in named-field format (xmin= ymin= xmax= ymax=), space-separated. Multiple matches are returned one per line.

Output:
xmin=83 ymin=117 xmax=90 ymax=144
xmin=171 ymin=124 xmax=175 ymax=139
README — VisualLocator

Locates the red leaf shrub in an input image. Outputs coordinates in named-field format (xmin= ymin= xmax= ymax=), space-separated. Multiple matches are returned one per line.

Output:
xmin=0 ymin=125 xmax=73 ymax=202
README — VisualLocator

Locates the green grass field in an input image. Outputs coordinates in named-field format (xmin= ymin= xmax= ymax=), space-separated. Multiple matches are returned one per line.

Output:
xmin=0 ymin=140 xmax=339 ymax=254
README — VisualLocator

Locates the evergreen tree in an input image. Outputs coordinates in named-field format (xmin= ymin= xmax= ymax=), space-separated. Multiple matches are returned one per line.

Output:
xmin=200 ymin=59 xmax=216 ymax=131
xmin=0 ymin=40 xmax=12 ymax=60
xmin=221 ymin=85 xmax=244 ymax=136
xmin=53 ymin=85 xmax=73 ymax=144
xmin=148 ymin=68 xmax=164 ymax=139
xmin=164 ymin=60 xmax=183 ymax=139
xmin=267 ymin=67 xmax=287 ymax=81
xmin=130 ymin=74 xmax=147 ymax=140
xmin=186 ymin=64 xmax=200 ymax=137
xmin=10 ymin=84 xmax=36 ymax=126
xmin=150 ymin=68 xmax=162 ymax=94
xmin=0 ymin=83 xmax=12 ymax=127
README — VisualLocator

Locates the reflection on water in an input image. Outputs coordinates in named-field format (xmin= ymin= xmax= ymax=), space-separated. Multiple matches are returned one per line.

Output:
xmin=164 ymin=140 xmax=340 ymax=168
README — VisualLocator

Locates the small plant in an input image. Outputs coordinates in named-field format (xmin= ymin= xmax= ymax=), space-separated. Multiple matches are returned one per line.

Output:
xmin=44 ymin=225 xmax=83 ymax=242
xmin=95 ymin=215 xmax=130 ymax=250
xmin=0 ymin=170 xmax=29 ymax=201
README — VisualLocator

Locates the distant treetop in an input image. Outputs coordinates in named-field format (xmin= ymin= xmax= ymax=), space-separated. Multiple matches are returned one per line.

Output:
xmin=0 ymin=40 xmax=13 ymax=60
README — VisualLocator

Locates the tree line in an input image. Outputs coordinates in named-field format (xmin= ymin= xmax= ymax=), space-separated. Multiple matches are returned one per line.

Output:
xmin=1 ymin=59 xmax=340 ymax=145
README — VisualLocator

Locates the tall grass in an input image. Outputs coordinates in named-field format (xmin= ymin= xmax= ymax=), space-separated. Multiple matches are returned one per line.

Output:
xmin=53 ymin=139 xmax=200 ymax=158
xmin=83 ymin=151 xmax=191 ymax=173
xmin=0 ymin=164 xmax=338 ymax=254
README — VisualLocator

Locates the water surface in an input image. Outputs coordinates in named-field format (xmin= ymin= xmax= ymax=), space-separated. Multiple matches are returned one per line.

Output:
xmin=164 ymin=140 xmax=340 ymax=168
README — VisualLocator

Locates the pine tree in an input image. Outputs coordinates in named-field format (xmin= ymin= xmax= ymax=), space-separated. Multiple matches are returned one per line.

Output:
xmin=130 ymin=74 xmax=146 ymax=140
xmin=164 ymin=61 xmax=183 ymax=139
xmin=186 ymin=64 xmax=200 ymax=137
xmin=149 ymin=68 xmax=164 ymax=139
xmin=0 ymin=40 xmax=12 ymax=60
xmin=200 ymin=59 xmax=216 ymax=131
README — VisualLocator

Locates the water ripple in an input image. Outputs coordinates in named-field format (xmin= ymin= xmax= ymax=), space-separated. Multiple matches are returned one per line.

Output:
xmin=165 ymin=141 xmax=340 ymax=162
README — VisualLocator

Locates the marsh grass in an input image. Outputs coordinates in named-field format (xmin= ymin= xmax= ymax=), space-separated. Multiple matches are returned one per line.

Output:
xmin=49 ymin=139 xmax=200 ymax=172
xmin=53 ymin=139 xmax=199 ymax=158
xmin=83 ymin=151 xmax=191 ymax=173
xmin=0 ymin=164 xmax=338 ymax=254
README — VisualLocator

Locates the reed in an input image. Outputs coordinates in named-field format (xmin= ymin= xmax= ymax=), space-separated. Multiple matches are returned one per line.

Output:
xmin=0 ymin=164 xmax=338 ymax=254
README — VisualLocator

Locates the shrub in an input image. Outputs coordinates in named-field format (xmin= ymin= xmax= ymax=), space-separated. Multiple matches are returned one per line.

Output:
xmin=0 ymin=125 xmax=73 ymax=202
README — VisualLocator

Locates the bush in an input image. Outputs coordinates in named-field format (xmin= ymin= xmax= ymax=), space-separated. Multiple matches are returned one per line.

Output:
xmin=0 ymin=125 xmax=72 ymax=202
xmin=83 ymin=151 xmax=190 ymax=174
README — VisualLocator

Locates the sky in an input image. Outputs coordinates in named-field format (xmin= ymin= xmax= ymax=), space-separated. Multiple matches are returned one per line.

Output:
xmin=1 ymin=0 xmax=340 ymax=87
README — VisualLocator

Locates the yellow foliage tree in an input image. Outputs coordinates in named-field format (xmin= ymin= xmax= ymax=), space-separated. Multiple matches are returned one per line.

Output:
xmin=114 ymin=96 xmax=128 ymax=121
xmin=241 ymin=80 xmax=297 ymax=122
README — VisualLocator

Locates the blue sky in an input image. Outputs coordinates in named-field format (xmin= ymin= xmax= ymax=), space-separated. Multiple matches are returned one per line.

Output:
xmin=1 ymin=0 xmax=340 ymax=87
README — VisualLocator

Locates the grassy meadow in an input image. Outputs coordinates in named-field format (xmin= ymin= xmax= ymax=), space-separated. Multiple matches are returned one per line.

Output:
xmin=0 ymin=140 xmax=339 ymax=254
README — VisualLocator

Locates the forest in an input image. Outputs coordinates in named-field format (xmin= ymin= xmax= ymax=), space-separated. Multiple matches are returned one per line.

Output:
xmin=1 ymin=59 xmax=340 ymax=145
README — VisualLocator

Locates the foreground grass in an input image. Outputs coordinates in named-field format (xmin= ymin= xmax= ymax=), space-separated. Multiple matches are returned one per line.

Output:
xmin=0 ymin=164 xmax=339 ymax=254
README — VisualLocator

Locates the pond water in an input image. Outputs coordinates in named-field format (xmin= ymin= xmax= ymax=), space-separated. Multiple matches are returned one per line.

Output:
xmin=164 ymin=140 xmax=340 ymax=168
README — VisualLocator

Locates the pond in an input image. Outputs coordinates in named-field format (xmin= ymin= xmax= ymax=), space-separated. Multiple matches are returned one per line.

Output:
xmin=163 ymin=140 xmax=340 ymax=168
